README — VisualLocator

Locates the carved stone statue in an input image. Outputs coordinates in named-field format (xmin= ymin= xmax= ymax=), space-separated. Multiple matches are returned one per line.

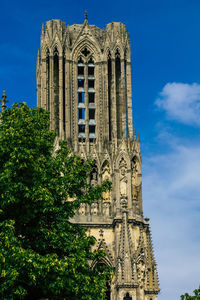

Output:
xmin=137 ymin=260 xmax=146 ymax=287
xmin=79 ymin=203 xmax=86 ymax=215
xmin=131 ymin=157 xmax=141 ymax=200
xmin=91 ymin=169 xmax=98 ymax=187
xmin=120 ymin=166 xmax=127 ymax=196
xmin=102 ymin=161 xmax=111 ymax=201
xmin=91 ymin=202 xmax=98 ymax=215
xmin=103 ymin=202 xmax=110 ymax=216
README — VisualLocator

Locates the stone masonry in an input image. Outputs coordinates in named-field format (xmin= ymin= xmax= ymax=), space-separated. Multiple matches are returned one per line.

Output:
xmin=36 ymin=13 xmax=160 ymax=300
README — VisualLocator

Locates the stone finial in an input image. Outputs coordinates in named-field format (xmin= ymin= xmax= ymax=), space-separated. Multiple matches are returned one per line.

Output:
xmin=1 ymin=91 xmax=8 ymax=111
xmin=84 ymin=10 xmax=88 ymax=21
xmin=120 ymin=195 xmax=128 ymax=210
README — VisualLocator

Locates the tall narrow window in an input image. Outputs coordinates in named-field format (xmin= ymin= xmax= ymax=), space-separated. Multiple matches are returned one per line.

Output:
xmin=107 ymin=51 xmax=112 ymax=141
xmin=88 ymin=58 xmax=96 ymax=142
xmin=77 ymin=56 xmax=96 ymax=142
xmin=78 ymin=57 xmax=86 ymax=141
xmin=115 ymin=49 xmax=122 ymax=139
xmin=53 ymin=48 xmax=59 ymax=135
xmin=88 ymin=92 xmax=94 ymax=103
xmin=88 ymin=57 xmax=94 ymax=77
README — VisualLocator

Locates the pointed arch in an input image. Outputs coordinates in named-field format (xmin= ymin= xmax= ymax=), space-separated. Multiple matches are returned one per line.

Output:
xmin=104 ymin=47 xmax=112 ymax=60
xmin=101 ymin=159 xmax=111 ymax=170
xmin=51 ymin=34 xmax=63 ymax=54
xmin=93 ymin=239 xmax=114 ymax=267
xmin=115 ymin=151 xmax=130 ymax=170
xmin=131 ymin=154 xmax=141 ymax=168
xmin=90 ymin=162 xmax=98 ymax=186
xmin=45 ymin=47 xmax=50 ymax=56
xmin=101 ymin=159 xmax=111 ymax=181
xmin=72 ymin=38 xmax=101 ymax=61
xmin=92 ymin=257 xmax=112 ymax=300
xmin=52 ymin=44 xmax=59 ymax=56
xmin=113 ymin=45 xmax=124 ymax=57
xmin=123 ymin=293 xmax=132 ymax=300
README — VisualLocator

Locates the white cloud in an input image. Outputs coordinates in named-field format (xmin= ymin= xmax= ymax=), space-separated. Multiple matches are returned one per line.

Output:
xmin=155 ymin=82 xmax=200 ymax=126
xmin=142 ymin=138 xmax=200 ymax=300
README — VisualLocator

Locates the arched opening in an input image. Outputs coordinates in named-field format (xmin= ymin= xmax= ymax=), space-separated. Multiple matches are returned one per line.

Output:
xmin=88 ymin=57 xmax=96 ymax=142
xmin=90 ymin=164 xmax=98 ymax=187
xmin=77 ymin=57 xmax=86 ymax=142
xmin=107 ymin=51 xmax=112 ymax=141
xmin=124 ymin=292 xmax=132 ymax=300
xmin=53 ymin=47 xmax=59 ymax=135
xmin=115 ymin=49 xmax=122 ymax=139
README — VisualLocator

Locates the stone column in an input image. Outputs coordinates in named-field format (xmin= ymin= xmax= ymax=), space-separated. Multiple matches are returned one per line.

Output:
xmin=36 ymin=52 xmax=41 ymax=108
xmin=65 ymin=58 xmax=71 ymax=140
xmin=72 ymin=61 xmax=78 ymax=153
xmin=126 ymin=59 xmax=133 ymax=138
xmin=40 ymin=58 xmax=47 ymax=109
xmin=103 ymin=60 xmax=110 ymax=142
xmin=36 ymin=69 xmax=41 ymax=108
xmin=120 ymin=59 xmax=126 ymax=137
xmin=49 ymin=55 xmax=54 ymax=130
xmin=59 ymin=56 xmax=64 ymax=139
xmin=111 ymin=58 xmax=117 ymax=148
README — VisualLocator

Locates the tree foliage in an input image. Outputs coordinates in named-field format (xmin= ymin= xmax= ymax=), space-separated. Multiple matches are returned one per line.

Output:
xmin=181 ymin=286 xmax=200 ymax=300
xmin=0 ymin=103 xmax=112 ymax=299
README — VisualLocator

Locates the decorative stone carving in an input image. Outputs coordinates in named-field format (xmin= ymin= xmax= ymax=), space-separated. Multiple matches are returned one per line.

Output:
xmin=119 ymin=157 xmax=128 ymax=197
xmin=124 ymin=251 xmax=131 ymax=282
xmin=79 ymin=203 xmax=86 ymax=215
xmin=137 ymin=260 xmax=146 ymax=287
xmin=102 ymin=160 xmax=111 ymax=201
xmin=103 ymin=202 xmax=110 ymax=216
xmin=91 ymin=202 xmax=98 ymax=215
xmin=131 ymin=156 xmax=142 ymax=203
xmin=90 ymin=166 xmax=98 ymax=187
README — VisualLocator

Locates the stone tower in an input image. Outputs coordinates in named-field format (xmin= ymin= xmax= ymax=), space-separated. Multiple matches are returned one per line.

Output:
xmin=36 ymin=14 xmax=160 ymax=300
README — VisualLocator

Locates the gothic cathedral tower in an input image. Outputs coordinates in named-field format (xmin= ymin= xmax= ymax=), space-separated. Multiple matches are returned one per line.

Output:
xmin=36 ymin=14 xmax=160 ymax=300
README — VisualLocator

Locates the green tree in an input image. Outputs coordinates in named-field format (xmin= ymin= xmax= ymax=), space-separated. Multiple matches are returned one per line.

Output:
xmin=181 ymin=286 xmax=200 ymax=300
xmin=0 ymin=103 xmax=112 ymax=300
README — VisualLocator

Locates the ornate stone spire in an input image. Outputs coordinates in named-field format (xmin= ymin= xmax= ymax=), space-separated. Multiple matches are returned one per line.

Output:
xmin=84 ymin=10 xmax=88 ymax=25
xmin=1 ymin=91 xmax=8 ymax=111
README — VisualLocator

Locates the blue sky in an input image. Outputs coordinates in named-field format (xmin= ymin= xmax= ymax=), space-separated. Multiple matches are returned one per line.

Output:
xmin=1 ymin=0 xmax=200 ymax=299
